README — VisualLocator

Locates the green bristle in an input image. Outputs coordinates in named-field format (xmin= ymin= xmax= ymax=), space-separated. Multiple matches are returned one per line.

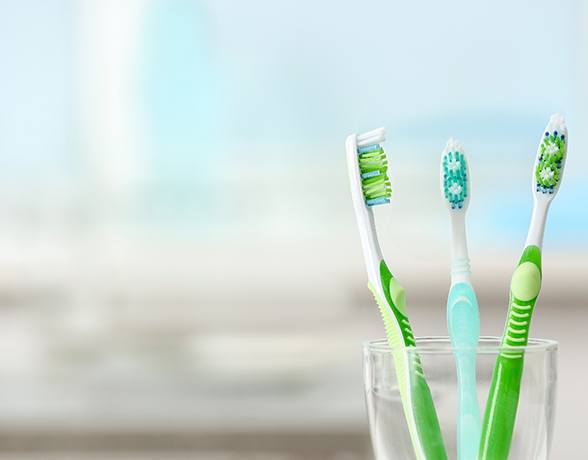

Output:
xmin=535 ymin=131 xmax=565 ymax=194
xmin=358 ymin=146 xmax=391 ymax=205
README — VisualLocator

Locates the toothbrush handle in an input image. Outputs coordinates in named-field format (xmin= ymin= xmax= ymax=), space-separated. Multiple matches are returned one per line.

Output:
xmin=410 ymin=358 xmax=449 ymax=460
xmin=447 ymin=283 xmax=481 ymax=460
xmin=479 ymin=246 xmax=542 ymax=460
xmin=374 ymin=260 xmax=448 ymax=460
xmin=479 ymin=353 xmax=524 ymax=460
xmin=457 ymin=358 xmax=481 ymax=460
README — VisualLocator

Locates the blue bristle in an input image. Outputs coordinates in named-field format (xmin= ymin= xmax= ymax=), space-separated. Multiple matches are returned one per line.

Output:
xmin=366 ymin=197 xmax=390 ymax=206
xmin=361 ymin=170 xmax=381 ymax=179
xmin=357 ymin=144 xmax=381 ymax=154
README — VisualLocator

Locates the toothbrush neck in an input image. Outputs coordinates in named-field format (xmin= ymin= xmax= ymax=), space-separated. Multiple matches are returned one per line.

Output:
xmin=450 ymin=212 xmax=471 ymax=286
xmin=357 ymin=206 xmax=384 ymax=288
xmin=451 ymin=212 xmax=469 ymax=260
xmin=525 ymin=199 xmax=550 ymax=249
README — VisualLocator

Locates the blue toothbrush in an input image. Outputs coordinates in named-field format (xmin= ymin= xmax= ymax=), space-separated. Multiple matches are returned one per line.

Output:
xmin=440 ymin=138 xmax=481 ymax=460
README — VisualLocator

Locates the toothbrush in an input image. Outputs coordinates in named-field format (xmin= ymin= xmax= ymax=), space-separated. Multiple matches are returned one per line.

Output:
xmin=440 ymin=139 xmax=481 ymax=460
xmin=479 ymin=114 xmax=568 ymax=460
xmin=346 ymin=128 xmax=447 ymax=460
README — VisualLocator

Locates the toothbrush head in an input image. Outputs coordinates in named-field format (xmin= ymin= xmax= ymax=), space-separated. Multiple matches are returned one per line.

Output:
xmin=354 ymin=128 xmax=391 ymax=206
xmin=534 ymin=113 xmax=567 ymax=198
xmin=441 ymin=138 xmax=470 ymax=211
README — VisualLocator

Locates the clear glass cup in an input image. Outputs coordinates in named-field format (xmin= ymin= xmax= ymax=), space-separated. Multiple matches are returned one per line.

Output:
xmin=363 ymin=336 xmax=557 ymax=460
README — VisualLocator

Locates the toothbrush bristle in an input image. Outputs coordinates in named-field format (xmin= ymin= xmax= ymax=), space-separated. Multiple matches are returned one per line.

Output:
xmin=535 ymin=114 xmax=567 ymax=195
xmin=357 ymin=143 xmax=391 ymax=206
xmin=441 ymin=139 xmax=468 ymax=210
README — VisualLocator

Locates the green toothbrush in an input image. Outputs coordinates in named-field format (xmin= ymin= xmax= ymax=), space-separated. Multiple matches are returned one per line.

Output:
xmin=479 ymin=114 xmax=568 ymax=460
xmin=346 ymin=128 xmax=447 ymax=460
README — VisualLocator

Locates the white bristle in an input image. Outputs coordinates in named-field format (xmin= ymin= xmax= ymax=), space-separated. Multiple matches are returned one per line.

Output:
xmin=357 ymin=127 xmax=385 ymax=147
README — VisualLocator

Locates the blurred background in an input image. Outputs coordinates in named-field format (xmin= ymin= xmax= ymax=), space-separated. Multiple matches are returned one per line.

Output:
xmin=0 ymin=0 xmax=586 ymax=459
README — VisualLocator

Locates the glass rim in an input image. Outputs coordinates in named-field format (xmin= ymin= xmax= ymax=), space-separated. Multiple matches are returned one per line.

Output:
xmin=363 ymin=336 xmax=558 ymax=354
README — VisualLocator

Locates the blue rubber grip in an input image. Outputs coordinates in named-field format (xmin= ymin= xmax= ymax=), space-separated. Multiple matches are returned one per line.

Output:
xmin=447 ymin=282 xmax=481 ymax=460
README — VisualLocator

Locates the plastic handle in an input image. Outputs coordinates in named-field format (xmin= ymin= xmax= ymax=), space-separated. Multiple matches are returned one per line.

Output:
xmin=447 ymin=283 xmax=481 ymax=460
xmin=410 ymin=362 xmax=449 ymax=460
xmin=376 ymin=260 xmax=448 ymax=460
xmin=479 ymin=246 xmax=542 ymax=460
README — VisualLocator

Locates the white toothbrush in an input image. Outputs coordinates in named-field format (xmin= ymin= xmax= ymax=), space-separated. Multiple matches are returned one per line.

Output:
xmin=346 ymin=127 xmax=447 ymax=460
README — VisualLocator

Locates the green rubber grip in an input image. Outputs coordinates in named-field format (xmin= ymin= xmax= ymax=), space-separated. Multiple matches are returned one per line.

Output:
xmin=479 ymin=246 xmax=542 ymax=460
xmin=411 ymin=363 xmax=448 ymax=460
xmin=370 ymin=260 xmax=447 ymax=460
